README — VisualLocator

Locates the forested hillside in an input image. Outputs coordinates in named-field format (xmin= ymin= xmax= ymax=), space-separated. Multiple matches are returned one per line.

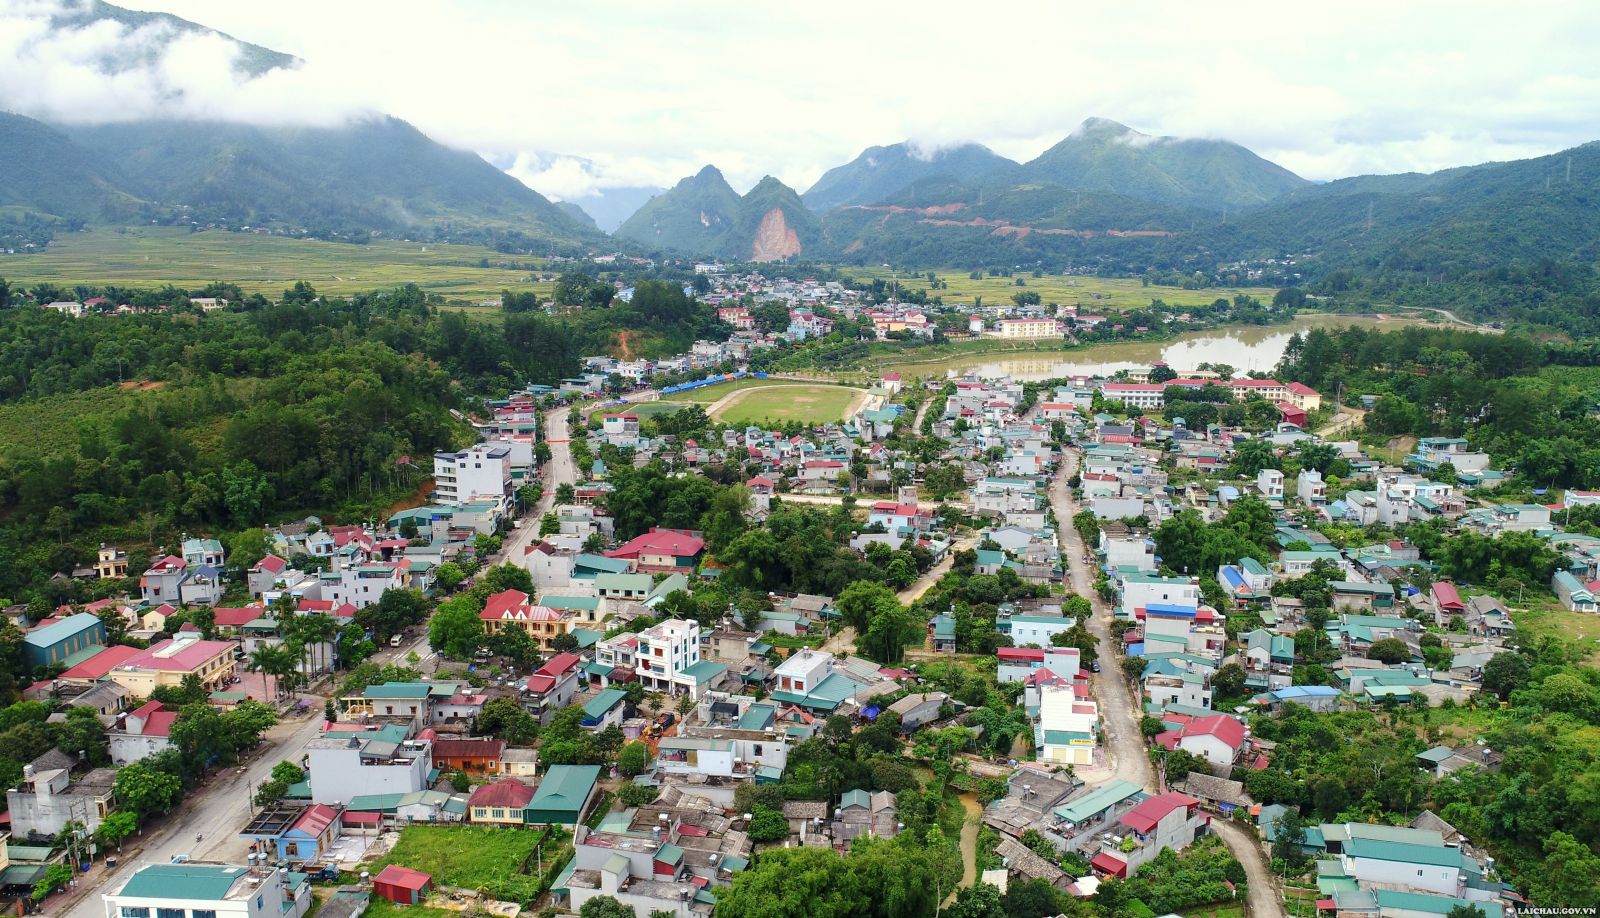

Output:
xmin=0 ymin=276 xmax=721 ymax=606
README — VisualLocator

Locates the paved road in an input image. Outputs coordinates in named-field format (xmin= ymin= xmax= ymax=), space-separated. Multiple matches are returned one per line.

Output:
xmin=1048 ymin=456 xmax=1151 ymax=790
xmin=1050 ymin=451 xmax=1276 ymax=917
xmin=776 ymin=493 xmax=948 ymax=512
xmin=503 ymin=404 xmax=574 ymax=572
xmin=59 ymin=707 xmax=329 ymax=918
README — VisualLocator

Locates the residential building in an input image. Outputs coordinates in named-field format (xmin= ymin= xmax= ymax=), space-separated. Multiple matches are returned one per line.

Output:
xmin=1155 ymin=714 xmax=1245 ymax=773
xmin=1036 ymin=683 xmax=1098 ymax=766
xmin=1089 ymin=792 xmax=1207 ymax=878
xmin=95 ymin=544 xmax=129 ymax=580
xmin=524 ymin=652 xmax=582 ymax=724
xmin=240 ymin=803 xmax=342 ymax=864
xmin=468 ymin=779 xmax=536 ymax=825
xmin=8 ymin=753 xmax=117 ymax=839
xmin=636 ymin=618 xmax=706 ymax=696
xmin=432 ymin=738 xmax=505 ymax=774
xmin=102 ymin=863 xmax=312 ymax=918
xmin=995 ymin=318 xmax=1064 ymax=339
xmin=433 ymin=444 xmax=513 ymax=508
xmin=605 ymin=528 xmax=706 ymax=573
xmin=109 ymin=700 xmax=177 ymax=764
xmin=305 ymin=724 xmax=433 ymax=806
xmin=108 ymin=636 xmax=238 ymax=695
xmin=479 ymin=589 xmax=572 ymax=650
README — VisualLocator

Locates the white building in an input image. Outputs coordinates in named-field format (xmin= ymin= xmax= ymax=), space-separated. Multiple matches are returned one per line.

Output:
xmin=995 ymin=318 xmax=1064 ymax=339
xmin=1101 ymin=383 xmax=1165 ymax=410
xmin=1256 ymin=469 xmax=1285 ymax=501
xmin=1036 ymin=683 xmax=1098 ymax=766
xmin=1297 ymin=469 xmax=1326 ymax=504
xmin=636 ymin=618 xmax=703 ymax=696
xmin=433 ymin=444 xmax=513 ymax=508
xmin=305 ymin=726 xmax=433 ymax=806
xmin=103 ymin=863 xmax=311 ymax=918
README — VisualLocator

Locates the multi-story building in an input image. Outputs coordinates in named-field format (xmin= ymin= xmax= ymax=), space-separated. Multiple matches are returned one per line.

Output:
xmin=1101 ymin=383 xmax=1166 ymax=410
xmin=107 ymin=636 xmax=238 ymax=696
xmin=306 ymin=724 xmax=433 ymax=806
xmin=102 ymin=862 xmax=312 ymax=918
xmin=479 ymin=589 xmax=572 ymax=650
xmin=433 ymin=444 xmax=513 ymax=508
xmin=995 ymin=318 xmax=1064 ymax=339
xmin=95 ymin=544 xmax=129 ymax=579
xmin=636 ymin=618 xmax=704 ymax=696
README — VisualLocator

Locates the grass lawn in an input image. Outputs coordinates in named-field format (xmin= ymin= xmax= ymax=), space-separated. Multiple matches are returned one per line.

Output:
xmin=5 ymin=226 xmax=553 ymax=303
xmin=600 ymin=401 xmax=685 ymax=421
xmin=1510 ymin=603 xmax=1600 ymax=660
xmin=711 ymin=384 xmax=863 ymax=425
xmin=370 ymin=825 xmax=543 ymax=890
xmin=359 ymin=901 xmax=457 ymax=918
xmin=1182 ymin=904 xmax=1247 ymax=918
xmin=658 ymin=377 xmax=800 ymax=404
xmin=844 ymin=267 xmax=1276 ymax=311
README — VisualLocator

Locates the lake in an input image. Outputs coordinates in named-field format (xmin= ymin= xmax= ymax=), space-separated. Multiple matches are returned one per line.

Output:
xmin=876 ymin=314 xmax=1426 ymax=381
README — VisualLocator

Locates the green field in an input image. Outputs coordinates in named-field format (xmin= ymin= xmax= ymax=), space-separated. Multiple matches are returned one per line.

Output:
xmin=0 ymin=385 xmax=151 ymax=460
xmin=658 ymin=377 xmax=802 ymax=404
xmin=711 ymin=383 xmax=863 ymax=425
xmin=1 ymin=226 xmax=554 ymax=303
xmin=370 ymin=825 xmax=543 ymax=890
xmin=1510 ymin=603 xmax=1600 ymax=661
xmin=845 ymin=267 xmax=1276 ymax=310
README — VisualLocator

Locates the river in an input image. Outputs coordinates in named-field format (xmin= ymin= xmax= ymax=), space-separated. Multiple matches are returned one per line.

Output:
xmin=875 ymin=314 xmax=1425 ymax=381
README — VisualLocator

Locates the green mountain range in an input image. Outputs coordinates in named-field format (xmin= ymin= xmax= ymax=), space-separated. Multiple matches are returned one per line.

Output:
xmin=615 ymin=167 xmax=821 ymax=261
xmin=801 ymin=142 xmax=1018 ymax=211
xmin=0 ymin=111 xmax=600 ymax=249
xmin=48 ymin=0 xmax=300 ymax=77
xmin=1019 ymin=117 xmax=1310 ymax=210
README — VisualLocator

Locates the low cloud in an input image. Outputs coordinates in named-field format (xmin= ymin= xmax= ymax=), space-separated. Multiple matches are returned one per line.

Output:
xmin=3 ymin=0 xmax=1600 ymax=196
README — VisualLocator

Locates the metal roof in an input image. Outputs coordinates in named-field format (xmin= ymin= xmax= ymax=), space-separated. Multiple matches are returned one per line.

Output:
xmin=119 ymin=864 xmax=247 ymax=900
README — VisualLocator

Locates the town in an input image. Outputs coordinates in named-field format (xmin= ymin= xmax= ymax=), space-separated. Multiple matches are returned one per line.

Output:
xmin=0 ymin=288 xmax=1575 ymax=918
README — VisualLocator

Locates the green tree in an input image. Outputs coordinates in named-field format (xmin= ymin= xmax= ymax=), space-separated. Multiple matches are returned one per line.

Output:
xmin=1367 ymin=638 xmax=1411 ymax=664
xmin=577 ymin=895 xmax=636 ymax=918
xmin=429 ymin=596 xmax=486 ymax=658
xmin=746 ymin=804 xmax=789 ymax=842
xmin=114 ymin=762 xmax=183 ymax=818
xmin=947 ymin=882 xmax=1006 ymax=918
xmin=617 ymin=741 xmax=650 ymax=777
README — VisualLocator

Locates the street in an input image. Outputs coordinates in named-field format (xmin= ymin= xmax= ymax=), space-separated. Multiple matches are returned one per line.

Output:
xmin=58 ymin=706 xmax=328 ymax=918
xmin=501 ymin=403 xmax=573 ymax=571
xmin=1050 ymin=449 xmax=1277 ymax=917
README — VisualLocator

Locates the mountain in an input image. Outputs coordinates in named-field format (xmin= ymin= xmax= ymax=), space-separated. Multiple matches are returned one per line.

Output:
xmin=0 ymin=112 xmax=138 ymax=221
xmin=555 ymin=200 xmax=598 ymax=230
xmin=0 ymin=113 xmax=602 ymax=247
xmin=614 ymin=165 xmax=742 ymax=254
xmin=1020 ymin=117 xmax=1309 ymax=210
xmin=801 ymin=141 xmax=1018 ymax=211
xmin=734 ymin=176 xmax=822 ymax=261
xmin=46 ymin=0 xmax=300 ymax=77
xmin=1197 ymin=141 xmax=1600 ymax=276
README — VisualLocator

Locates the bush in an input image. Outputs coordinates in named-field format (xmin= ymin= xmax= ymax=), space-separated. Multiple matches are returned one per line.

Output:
xmin=747 ymin=805 xmax=789 ymax=842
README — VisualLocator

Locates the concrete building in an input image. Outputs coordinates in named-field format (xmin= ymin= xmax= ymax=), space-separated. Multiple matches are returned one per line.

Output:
xmin=306 ymin=724 xmax=433 ymax=806
xmin=102 ymin=863 xmax=311 ymax=918
xmin=433 ymin=444 xmax=513 ymax=508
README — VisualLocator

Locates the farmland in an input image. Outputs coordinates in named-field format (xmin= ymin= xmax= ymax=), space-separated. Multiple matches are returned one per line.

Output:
xmin=842 ymin=267 xmax=1276 ymax=310
xmin=1 ymin=226 xmax=554 ymax=303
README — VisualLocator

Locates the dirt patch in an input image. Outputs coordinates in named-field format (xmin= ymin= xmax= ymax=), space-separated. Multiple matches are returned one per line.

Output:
xmin=847 ymin=202 xmax=969 ymax=216
xmin=616 ymin=328 xmax=640 ymax=360
xmin=386 ymin=478 xmax=433 ymax=516
xmin=750 ymin=208 xmax=802 ymax=261
xmin=118 ymin=380 xmax=166 ymax=391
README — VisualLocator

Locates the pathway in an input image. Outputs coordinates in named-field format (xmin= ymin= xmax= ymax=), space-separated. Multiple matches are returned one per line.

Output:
xmin=1050 ymin=451 xmax=1277 ymax=917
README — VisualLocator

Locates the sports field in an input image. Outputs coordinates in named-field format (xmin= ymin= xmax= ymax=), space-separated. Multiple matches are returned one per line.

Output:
xmin=659 ymin=378 xmax=799 ymax=404
xmin=1 ymin=226 xmax=554 ymax=302
xmin=710 ymin=383 xmax=864 ymax=425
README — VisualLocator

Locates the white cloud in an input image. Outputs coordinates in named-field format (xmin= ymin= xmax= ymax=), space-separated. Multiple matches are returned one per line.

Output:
xmin=3 ymin=0 xmax=1600 ymax=198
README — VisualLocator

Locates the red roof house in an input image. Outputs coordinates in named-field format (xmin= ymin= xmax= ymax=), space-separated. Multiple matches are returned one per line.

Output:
xmin=605 ymin=527 xmax=705 ymax=573
xmin=374 ymin=865 xmax=432 ymax=905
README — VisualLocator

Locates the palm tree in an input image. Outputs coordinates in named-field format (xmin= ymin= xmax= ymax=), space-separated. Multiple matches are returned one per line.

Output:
xmin=248 ymin=644 xmax=295 ymax=702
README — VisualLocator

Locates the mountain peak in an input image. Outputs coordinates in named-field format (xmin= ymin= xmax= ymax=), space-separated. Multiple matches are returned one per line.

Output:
xmin=1070 ymin=117 xmax=1146 ymax=141
xmin=692 ymin=164 xmax=727 ymax=183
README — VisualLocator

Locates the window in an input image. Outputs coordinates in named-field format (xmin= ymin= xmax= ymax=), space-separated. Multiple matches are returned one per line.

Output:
xmin=158 ymin=908 xmax=184 ymax=918
xmin=191 ymin=910 xmax=216 ymax=918
xmin=122 ymin=909 xmax=151 ymax=918
xmin=256 ymin=897 xmax=264 ymax=910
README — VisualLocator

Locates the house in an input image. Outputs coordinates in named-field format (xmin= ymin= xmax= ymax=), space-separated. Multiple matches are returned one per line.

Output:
xmin=240 ymin=802 xmax=342 ymax=864
xmin=525 ymin=652 xmax=582 ymax=724
xmin=1551 ymin=570 xmax=1598 ymax=613
xmin=479 ymin=589 xmax=572 ymax=650
xmin=1037 ymin=683 xmax=1098 ymax=766
xmin=432 ymin=738 xmax=505 ymax=774
xmin=1297 ymin=469 xmax=1326 ymax=504
xmin=8 ymin=752 xmax=117 ymax=838
xmin=833 ymin=789 xmax=900 ymax=842
xmin=373 ymin=865 xmax=432 ymax=906
xmin=581 ymin=688 xmax=628 ymax=730
xmin=108 ymin=636 xmax=238 ymax=695
xmin=636 ymin=618 xmax=716 ymax=697
xmin=886 ymin=692 xmax=949 ymax=733
xmin=109 ymin=700 xmax=177 ymax=764
xmin=1090 ymin=792 xmax=1206 ymax=878
xmin=1154 ymin=714 xmax=1245 ymax=774
xmin=1172 ymin=772 xmax=1251 ymax=816
xmin=23 ymin=612 xmax=105 ymax=668
xmin=606 ymin=528 xmax=705 ymax=574
xmin=524 ymin=764 xmax=602 ymax=826
xmin=1256 ymin=469 xmax=1285 ymax=501
xmin=95 ymin=544 xmax=129 ymax=579
xmin=1429 ymin=582 xmax=1466 ymax=618
xmin=103 ymin=863 xmax=312 ymax=918
xmin=306 ymin=724 xmax=433 ymax=806
xmin=468 ymin=778 xmax=537 ymax=825
xmin=247 ymin=555 xmax=291 ymax=598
